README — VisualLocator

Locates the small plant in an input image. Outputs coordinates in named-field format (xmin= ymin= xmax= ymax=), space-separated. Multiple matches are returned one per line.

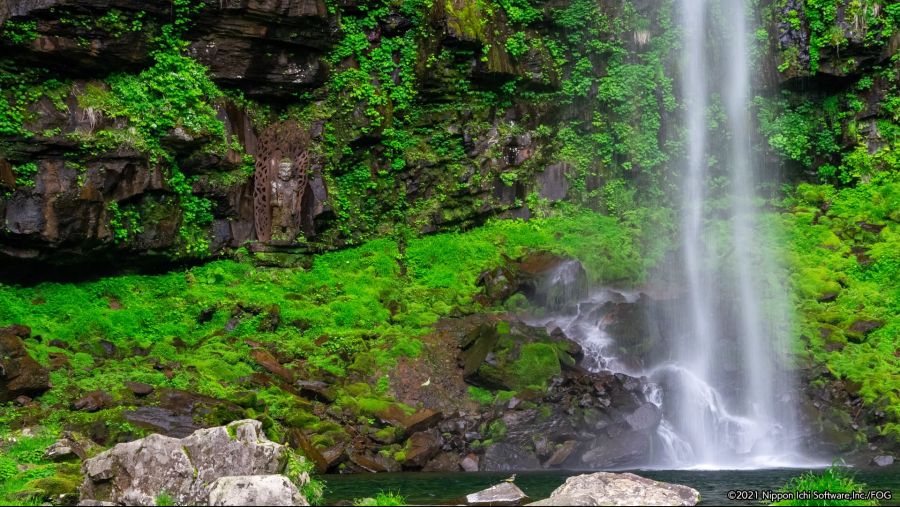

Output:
xmin=285 ymin=452 xmax=325 ymax=505
xmin=1 ymin=19 xmax=38 ymax=45
xmin=505 ymin=31 xmax=529 ymax=58
xmin=12 ymin=162 xmax=38 ymax=188
xmin=353 ymin=490 xmax=406 ymax=506
xmin=155 ymin=492 xmax=174 ymax=506
xmin=772 ymin=464 xmax=878 ymax=506
xmin=468 ymin=386 xmax=494 ymax=405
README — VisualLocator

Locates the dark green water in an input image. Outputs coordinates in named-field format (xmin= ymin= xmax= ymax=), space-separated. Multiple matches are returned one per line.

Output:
xmin=323 ymin=467 xmax=900 ymax=505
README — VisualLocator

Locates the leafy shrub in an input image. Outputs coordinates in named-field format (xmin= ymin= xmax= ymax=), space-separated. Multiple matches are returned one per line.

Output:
xmin=353 ymin=490 xmax=406 ymax=506
xmin=772 ymin=464 xmax=878 ymax=506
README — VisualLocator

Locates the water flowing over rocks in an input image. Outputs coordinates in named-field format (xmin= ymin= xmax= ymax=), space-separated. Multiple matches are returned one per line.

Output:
xmin=526 ymin=472 xmax=700 ymax=506
xmin=79 ymin=419 xmax=301 ymax=506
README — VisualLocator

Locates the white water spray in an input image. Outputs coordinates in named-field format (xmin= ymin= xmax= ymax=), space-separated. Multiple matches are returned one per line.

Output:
xmin=667 ymin=0 xmax=801 ymax=467
xmin=527 ymin=0 xmax=811 ymax=470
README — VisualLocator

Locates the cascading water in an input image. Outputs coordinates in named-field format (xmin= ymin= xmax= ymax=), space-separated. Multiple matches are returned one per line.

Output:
xmin=527 ymin=0 xmax=810 ymax=470
xmin=667 ymin=0 xmax=801 ymax=468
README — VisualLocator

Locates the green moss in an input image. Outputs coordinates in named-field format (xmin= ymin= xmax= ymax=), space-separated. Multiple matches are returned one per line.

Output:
xmin=786 ymin=179 xmax=900 ymax=439
xmin=468 ymin=386 xmax=494 ymax=405
xmin=510 ymin=343 xmax=561 ymax=390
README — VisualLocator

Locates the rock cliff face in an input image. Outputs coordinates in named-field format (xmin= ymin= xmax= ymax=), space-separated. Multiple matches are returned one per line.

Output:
xmin=1 ymin=0 xmax=647 ymax=273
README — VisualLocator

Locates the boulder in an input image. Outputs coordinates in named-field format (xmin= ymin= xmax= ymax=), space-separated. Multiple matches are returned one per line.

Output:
xmin=124 ymin=381 xmax=154 ymax=397
xmin=526 ymin=472 xmax=699 ymax=506
xmin=516 ymin=254 xmax=588 ymax=311
xmin=625 ymin=403 xmax=662 ymax=432
xmin=422 ymin=452 xmax=461 ymax=472
xmin=73 ymin=390 xmax=114 ymax=412
xmin=0 ymin=330 xmax=50 ymax=402
xmin=481 ymin=443 xmax=541 ymax=471
xmin=44 ymin=432 xmax=100 ymax=462
xmin=402 ymin=429 xmax=442 ymax=468
xmin=543 ymin=440 xmax=578 ymax=468
xmin=207 ymin=475 xmax=308 ymax=506
xmin=872 ymin=455 xmax=894 ymax=467
xmin=460 ymin=453 xmax=480 ymax=472
xmin=79 ymin=420 xmax=289 ymax=506
xmin=580 ymin=431 xmax=651 ymax=469
xmin=123 ymin=388 xmax=244 ymax=438
xmin=403 ymin=408 xmax=443 ymax=435
xmin=466 ymin=482 xmax=528 ymax=506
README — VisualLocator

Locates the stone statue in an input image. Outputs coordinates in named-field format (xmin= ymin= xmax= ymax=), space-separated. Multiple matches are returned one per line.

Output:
xmin=253 ymin=121 xmax=309 ymax=244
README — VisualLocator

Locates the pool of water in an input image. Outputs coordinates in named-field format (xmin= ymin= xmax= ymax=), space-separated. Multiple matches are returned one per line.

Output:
xmin=323 ymin=466 xmax=900 ymax=505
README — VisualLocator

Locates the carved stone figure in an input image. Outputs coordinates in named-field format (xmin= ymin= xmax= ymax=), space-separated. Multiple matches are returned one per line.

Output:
xmin=253 ymin=121 xmax=310 ymax=244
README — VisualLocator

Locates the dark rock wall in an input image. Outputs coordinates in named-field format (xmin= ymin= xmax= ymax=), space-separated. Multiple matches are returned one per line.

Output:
xmin=0 ymin=0 xmax=682 ymax=271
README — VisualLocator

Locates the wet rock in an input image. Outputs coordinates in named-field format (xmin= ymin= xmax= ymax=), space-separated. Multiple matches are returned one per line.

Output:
xmin=44 ymin=432 xmax=100 ymax=462
xmin=48 ymin=339 xmax=69 ymax=349
xmin=124 ymin=381 xmax=154 ymax=397
xmin=516 ymin=253 xmax=588 ymax=311
xmin=1 ymin=324 xmax=31 ymax=337
xmin=481 ymin=443 xmax=541 ymax=471
xmin=123 ymin=388 xmax=243 ymax=438
xmin=477 ymin=266 xmax=519 ymax=304
xmin=402 ymin=429 xmax=443 ymax=468
xmin=536 ymin=163 xmax=571 ymax=202
xmin=403 ymin=408 xmax=443 ymax=435
xmin=580 ymin=431 xmax=651 ymax=469
xmin=466 ymin=482 xmax=528 ymax=506
xmin=288 ymin=429 xmax=329 ymax=474
xmin=251 ymin=348 xmax=295 ymax=383
xmin=0 ymin=329 xmax=50 ymax=402
xmin=872 ymin=455 xmax=894 ymax=467
xmin=847 ymin=320 xmax=884 ymax=342
xmin=295 ymin=380 xmax=334 ymax=402
xmin=73 ymin=390 xmax=115 ymax=412
xmin=349 ymin=452 xmax=401 ymax=473
xmin=422 ymin=452 xmax=461 ymax=472
xmin=98 ymin=340 xmax=117 ymax=357
xmin=625 ymin=403 xmax=662 ymax=432
xmin=80 ymin=420 xmax=288 ymax=506
xmin=527 ymin=472 xmax=700 ymax=506
xmin=208 ymin=475 xmax=308 ymax=506
xmin=460 ymin=453 xmax=480 ymax=472
xmin=543 ymin=440 xmax=578 ymax=468
xmin=256 ymin=305 xmax=282 ymax=332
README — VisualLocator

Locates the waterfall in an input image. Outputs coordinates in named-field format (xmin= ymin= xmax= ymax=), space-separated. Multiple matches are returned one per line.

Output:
xmin=668 ymin=0 xmax=801 ymax=467
xmin=526 ymin=0 xmax=811 ymax=470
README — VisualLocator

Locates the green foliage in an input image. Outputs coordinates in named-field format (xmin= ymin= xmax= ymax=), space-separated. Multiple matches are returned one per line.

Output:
xmin=0 ymin=209 xmax=654 ymax=461
xmin=155 ymin=492 xmax=175 ymax=506
xmin=353 ymin=490 xmax=406 ymax=506
xmin=505 ymin=31 xmax=529 ymax=58
xmin=72 ymin=23 xmax=224 ymax=254
xmin=1 ymin=19 xmax=38 ymax=45
xmin=12 ymin=162 xmax=38 ymax=188
xmin=81 ymin=43 xmax=224 ymax=152
xmin=0 ymin=65 xmax=68 ymax=137
xmin=772 ymin=464 xmax=878 ymax=506
xmin=468 ymin=386 xmax=494 ymax=405
xmin=286 ymin=452 xmax=325 ymax=505
xmin=510 ymin=343 xmax=561 ymax=390
xmin=498 ymin=0 xmax=541 ymax=25
xmin=0 ymin=427 xmax=60 ymax=504
xmin=785 ymin=178 xmax=900 ymax=438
